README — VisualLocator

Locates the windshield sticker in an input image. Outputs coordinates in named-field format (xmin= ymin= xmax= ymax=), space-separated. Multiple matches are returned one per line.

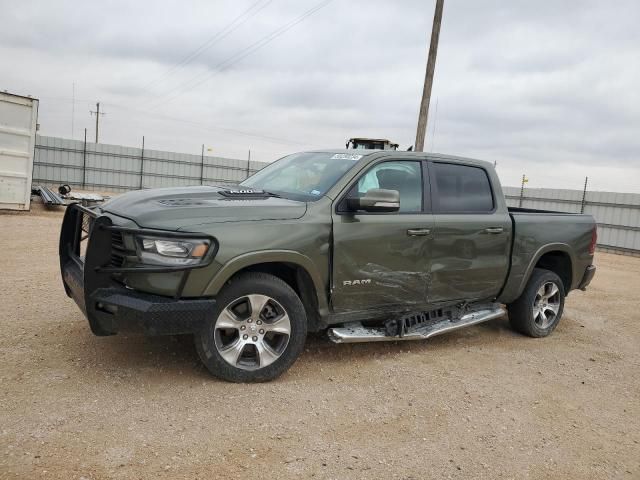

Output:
xmin=331 ymin=153 xmax=363 ymax=161
xmin=310 ymin=189 xmax=321 ymax=196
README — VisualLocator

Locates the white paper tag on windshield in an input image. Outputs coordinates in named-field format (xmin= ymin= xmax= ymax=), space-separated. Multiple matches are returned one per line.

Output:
xmin=331 ymin=153 xmax=363 ymax=161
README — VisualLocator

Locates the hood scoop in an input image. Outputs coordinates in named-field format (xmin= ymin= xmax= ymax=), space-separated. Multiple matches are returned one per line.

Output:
xmin=156 ymin=189 xmax=271 ymax=207
xmin=217 ymin=189 xmax=271 ymax=199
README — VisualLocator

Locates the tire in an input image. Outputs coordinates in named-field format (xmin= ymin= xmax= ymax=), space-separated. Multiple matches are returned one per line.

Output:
xmin=507 ymin=268 xmax=565 ymax=338
xmin=195 ymin=272 xmax=307 ymax=382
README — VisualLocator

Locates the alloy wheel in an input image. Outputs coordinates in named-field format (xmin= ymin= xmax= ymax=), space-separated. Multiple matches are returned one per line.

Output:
xmin=214 ymin=294 xmax=291 ymax=370
xmin=532 ymin=281 xmax=561 ymax=329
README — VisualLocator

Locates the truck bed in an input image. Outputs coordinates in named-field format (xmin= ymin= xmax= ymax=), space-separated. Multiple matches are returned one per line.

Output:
xmin=497 ymin=208 xmax=596 ymax=304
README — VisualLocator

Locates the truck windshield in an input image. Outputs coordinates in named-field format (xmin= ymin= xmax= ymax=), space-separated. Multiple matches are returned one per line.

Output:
xmin=240 ymin=152 xmax=363 ymax=202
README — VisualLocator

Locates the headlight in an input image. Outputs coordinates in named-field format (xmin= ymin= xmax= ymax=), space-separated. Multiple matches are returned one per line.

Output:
xmin=136 ymin=236 xmax=210 ymax=266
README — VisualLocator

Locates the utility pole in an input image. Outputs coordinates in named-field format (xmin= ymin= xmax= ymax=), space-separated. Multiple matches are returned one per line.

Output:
xmin=89 ymin=102 xmax=106 ymax=143
xmin=415 ymin=0 xmax=444 ymax=152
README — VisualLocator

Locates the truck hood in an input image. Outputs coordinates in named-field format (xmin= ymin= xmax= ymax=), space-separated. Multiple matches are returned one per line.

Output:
xmin=100 ymin=186 xmax=307 ymax=230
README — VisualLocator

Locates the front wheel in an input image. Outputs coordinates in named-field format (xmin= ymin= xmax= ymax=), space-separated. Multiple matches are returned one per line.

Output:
xmin=195 ymin=272 xmax=307 ymax=382
xmin=507 ymin=268 xmax=565 ymax=338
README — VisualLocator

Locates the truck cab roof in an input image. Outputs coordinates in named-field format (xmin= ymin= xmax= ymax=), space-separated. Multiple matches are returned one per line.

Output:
xmin=304 ymin=149 xmax=495 ymax=169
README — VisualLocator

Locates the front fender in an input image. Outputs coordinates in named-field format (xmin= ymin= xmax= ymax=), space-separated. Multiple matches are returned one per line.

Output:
xmin=201 ymin=250 xmax=330 ymax=315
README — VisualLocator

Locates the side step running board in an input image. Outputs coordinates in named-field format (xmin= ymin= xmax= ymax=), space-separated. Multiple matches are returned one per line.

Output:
xmin=327 ymin=305 xmax=505 ymax=344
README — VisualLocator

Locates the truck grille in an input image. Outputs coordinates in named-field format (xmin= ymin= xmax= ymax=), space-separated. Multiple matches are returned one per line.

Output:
xmin=110 ymin=231 xmax=126 ymax=267
xmin=79 ymin=211 xmax=93 ymax=259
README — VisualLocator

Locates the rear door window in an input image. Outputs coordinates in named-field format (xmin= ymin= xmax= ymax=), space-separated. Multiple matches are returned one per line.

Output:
xmin=432 ymin=163 xmax=494 ymax=213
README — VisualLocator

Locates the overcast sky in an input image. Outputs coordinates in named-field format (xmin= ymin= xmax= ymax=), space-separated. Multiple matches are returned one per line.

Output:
xmin=2 ymin=0 xmax=639 ymax=191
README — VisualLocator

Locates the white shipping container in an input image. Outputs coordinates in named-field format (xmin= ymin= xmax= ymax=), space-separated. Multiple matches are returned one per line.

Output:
xmin=0 ymin=92 xmax=39 ymax=210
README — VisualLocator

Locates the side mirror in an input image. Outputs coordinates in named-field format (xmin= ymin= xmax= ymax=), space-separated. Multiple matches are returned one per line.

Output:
xmin=346 ymin=188 xmax=400 ymax=213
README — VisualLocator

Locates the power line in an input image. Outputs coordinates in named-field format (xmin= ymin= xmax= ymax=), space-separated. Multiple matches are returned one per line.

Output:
xmin=141 ymin=0 xmax=273 ymax=95
xmin=430 ymin=97 xmax=439 ymax=152
xmin=35 ymin=95 xmax=321 ymax=147
xmin=102 ymin=101 xmax=321 ymax=147
xmin=146 ymin=0 xmax=334 ymax=110
xmin=147 ymin=0 xmax=333 ymax=110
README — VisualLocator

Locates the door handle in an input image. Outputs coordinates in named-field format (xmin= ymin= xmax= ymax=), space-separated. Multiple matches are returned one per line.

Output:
xmin=484 ymin=227 xmax=504 ymax=234
xmin=407 ymin=228 xmax=431 ymax=236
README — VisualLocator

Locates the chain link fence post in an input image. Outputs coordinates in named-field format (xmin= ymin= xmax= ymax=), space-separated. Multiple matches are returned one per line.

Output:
xmin=82 ymin=128 xmax=87 ymax=189
xmin=580 ymin=176 xmax=588 ymax=213
xmin=139 ymin=136 xmax=145 ymax=190
xmin=519 ymin=174 xmax=527 ymax=207
xmin=200 ymin=144 xmax=205 ymax=185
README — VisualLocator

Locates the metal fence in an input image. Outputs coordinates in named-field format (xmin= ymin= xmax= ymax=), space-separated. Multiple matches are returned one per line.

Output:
xmin=32 ymin=135 xmax=268 ymax=193
xmin=30 ymin=136 xmax=639 ymax=256
xmin=503 ymin=186 xmax=640 ymax=256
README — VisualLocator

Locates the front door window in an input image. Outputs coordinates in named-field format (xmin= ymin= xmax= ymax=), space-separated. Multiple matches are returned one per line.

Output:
xmin=346 ymin=161 xmax=423 ymax=213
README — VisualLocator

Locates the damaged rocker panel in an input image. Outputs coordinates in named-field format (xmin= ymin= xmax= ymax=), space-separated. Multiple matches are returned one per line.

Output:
xmin=327 ymin=303 xmax=505 ymax=343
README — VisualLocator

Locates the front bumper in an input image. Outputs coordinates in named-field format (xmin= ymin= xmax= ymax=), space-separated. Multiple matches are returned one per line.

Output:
xmin=578 ymin=265 xmax=596 ymax=291
xmin=59 ymin=204 xmax=217 ymax=336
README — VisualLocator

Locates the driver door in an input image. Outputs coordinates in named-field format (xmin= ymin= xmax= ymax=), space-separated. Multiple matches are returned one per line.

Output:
xmin=331 ymin=159 xmax=434 ymax=314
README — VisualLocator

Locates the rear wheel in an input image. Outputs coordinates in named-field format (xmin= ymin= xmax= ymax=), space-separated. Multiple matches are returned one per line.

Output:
xmin=195 ymin=272 xmax=307 ymax=382
xmin=507 ymin=268 xmax=565 ymax=338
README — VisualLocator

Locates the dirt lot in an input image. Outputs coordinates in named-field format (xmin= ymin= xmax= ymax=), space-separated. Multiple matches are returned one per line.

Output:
xmin=1 ymin=205 xmax=639 ymax=479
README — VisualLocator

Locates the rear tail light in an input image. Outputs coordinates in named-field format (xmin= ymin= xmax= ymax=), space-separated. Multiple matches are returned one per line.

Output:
xmin=588 ymin=226 xmax=597 ymax=255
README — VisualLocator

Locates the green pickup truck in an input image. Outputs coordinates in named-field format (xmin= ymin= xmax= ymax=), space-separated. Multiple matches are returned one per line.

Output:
xmin=60 ymin=150 xmax=597 ymax=382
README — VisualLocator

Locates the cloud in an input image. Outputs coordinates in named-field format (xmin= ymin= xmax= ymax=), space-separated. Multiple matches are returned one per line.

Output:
xmin=1 ymin=0 xmax=638 ymax=192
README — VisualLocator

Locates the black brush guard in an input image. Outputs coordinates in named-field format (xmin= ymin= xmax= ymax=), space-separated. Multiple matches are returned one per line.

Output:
xmin=59 ymin=203 xmax=217 ymax=336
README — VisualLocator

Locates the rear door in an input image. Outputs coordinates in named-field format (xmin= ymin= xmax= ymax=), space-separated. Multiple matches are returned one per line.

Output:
xmin=427 ymin=161 xmax=511 ymax=303
xmin=331 ymin=159 xmax=434 ymax=313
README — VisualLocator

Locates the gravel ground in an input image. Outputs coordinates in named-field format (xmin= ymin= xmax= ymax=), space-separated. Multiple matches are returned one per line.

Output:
xmin=1 ymin=206 xmax=639 ymax=479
